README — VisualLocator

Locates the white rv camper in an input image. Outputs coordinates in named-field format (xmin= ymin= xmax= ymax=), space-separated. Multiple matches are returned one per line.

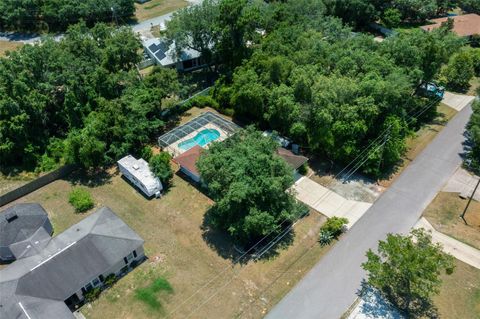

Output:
xmin=117 ymin=155 xmax=163 ymax=198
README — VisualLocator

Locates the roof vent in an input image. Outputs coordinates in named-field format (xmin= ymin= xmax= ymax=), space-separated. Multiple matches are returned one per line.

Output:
xmin=133 ymin=164 xmax=139 ymax=170
xmin=5 ymin=212 xmax=18 ymax=223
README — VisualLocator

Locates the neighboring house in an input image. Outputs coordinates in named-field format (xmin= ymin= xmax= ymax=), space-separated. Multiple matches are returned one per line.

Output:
xmin=276 ymin=147 xmax=308 ymax=174
xmin=118 ymin=155 xmax=163 ymax=198
xmin=173 ymin=145 xmax=204 ymax=183
xmin=143 ymin=38 xmax=206 ymax=72
xmin=0 ymin=203 xmax=53 ymax=263
xmin=0 ymin=206 xmax=145 ymax=319
xmin=420 ymin=13 xmax=480 ymax=38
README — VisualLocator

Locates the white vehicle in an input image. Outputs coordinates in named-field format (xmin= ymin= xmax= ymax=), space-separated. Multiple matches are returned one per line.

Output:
xmin=117 ymin=155 xmax=162 ymax=198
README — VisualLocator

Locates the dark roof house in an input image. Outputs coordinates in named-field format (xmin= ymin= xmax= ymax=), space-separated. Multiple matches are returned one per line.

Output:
xmin=276 ymin=147 xmax=308 ymax=171
xmin=420 ymin=13 xmax=480 ymax=37
xmin=0 ymin=206 xmax=144 ymax=319
xmin=0 ymin=203 xmax=53 ymax=263
xmin=173 ymin=145 xmax=204 ymax=182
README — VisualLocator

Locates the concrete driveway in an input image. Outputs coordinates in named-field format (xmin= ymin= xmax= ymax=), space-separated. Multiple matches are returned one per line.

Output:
xmin=292 ymin=177 xmax=372 ymax=228
xmin=442 ymin=92 xmax=475 ymax=111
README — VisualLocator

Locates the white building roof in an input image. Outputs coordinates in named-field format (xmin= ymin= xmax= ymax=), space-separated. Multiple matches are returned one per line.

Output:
xmin=117 ymin=155 xmax=161 ymax=194
xmin=143 ymin=38 xmax=201 ymax=67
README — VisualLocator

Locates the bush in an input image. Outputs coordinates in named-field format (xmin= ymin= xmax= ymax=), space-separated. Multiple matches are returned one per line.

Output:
xmin=382 ymin=8 xmax=402 ymax=28
xmin=84 ymin=287 xmax=101 ymax=302
xmin=140 ymin=146 xmax=154 ymax=162
xmin=297 ymin=163 xmax=308 ymax=175
xmin=439 ymin=50 xmax=475 ymax=92
xmin=320 ymin=216 xmax=348 ymax=239
xmin=104 ymin=274 xmax=117 ymax=287
xmin=149 ymin=152 xmax=173 ymax=186
xmin=186 ymin=95 xmax=219 ymax=109
xmin=68 ymin=188 xmax=94 ymax=213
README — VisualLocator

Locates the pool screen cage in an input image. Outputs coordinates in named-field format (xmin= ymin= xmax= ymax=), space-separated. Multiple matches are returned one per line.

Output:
xmin=158 ymin=111 xmax=240 ymax=151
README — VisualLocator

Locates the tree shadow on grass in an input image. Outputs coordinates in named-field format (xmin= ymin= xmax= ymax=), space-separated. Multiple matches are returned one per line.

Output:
xmin=200 ymin=208 xmax=295 ymax=264
xmin=66 ymin=168 xmax=114 ymax=187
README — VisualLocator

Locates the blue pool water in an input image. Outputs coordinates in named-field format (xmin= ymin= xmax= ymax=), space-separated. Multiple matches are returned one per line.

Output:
xmin=178 ymin=128 xmax=221 ymax=151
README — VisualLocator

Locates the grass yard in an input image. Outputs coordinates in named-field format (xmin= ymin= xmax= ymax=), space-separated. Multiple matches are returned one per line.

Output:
xmin=434 ymin=259 xmax=480 ymax=319
xmin=379 ymin=103 xmax=457 ymax=187
xmin=4 ymin=167 xmax=329 ymax=319
xmin=0 ymin=40 xmax=22 ymax=57
xmin=135 ymin=0 xmax=188 ymax=22
xmin=424 ymin=192 xmax=480 ymax=250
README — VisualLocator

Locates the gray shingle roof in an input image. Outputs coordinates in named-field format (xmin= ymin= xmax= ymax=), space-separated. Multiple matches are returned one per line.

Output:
xmin=0 ymin=203 xmax=53 ymax=262
xmin=0 ymin=206 xmax=144 ymax=319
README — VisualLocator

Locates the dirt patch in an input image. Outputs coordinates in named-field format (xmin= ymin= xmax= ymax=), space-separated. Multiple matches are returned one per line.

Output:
xmin=0 ymin=40 xmax=22 ymax=57
xmin=424 ymin=192 xmax=480 ymax=250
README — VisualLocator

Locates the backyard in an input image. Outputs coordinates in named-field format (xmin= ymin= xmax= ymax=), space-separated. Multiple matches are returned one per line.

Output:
xmin=5 ymin=166 xmax=329 ymax=318
xmin=135 ymin=0 xmax=188 ymax=22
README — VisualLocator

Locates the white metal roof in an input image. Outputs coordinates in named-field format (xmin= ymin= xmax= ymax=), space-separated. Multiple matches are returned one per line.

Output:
xmin=117 ymin=155 xmax=161 ymax=193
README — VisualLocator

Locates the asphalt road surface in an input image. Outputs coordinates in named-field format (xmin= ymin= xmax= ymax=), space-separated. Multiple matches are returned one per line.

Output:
xmin=266 ymin=104 xmax=473 ymax=319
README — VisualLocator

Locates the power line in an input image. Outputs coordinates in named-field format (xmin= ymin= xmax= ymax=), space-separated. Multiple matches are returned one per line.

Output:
xmin=169 ymin=96 xmax=444 ymax=317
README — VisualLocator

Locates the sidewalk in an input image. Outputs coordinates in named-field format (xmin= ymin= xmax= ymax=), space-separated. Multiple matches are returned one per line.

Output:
xmin=415 ymin=217 xmax=480 ymax=269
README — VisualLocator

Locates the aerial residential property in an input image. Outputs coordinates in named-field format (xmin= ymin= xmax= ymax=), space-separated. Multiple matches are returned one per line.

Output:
xmin=2 ymin=0 xmax=480 ymax=318
xmin=0 ymin=205 xmax=144 ymax=319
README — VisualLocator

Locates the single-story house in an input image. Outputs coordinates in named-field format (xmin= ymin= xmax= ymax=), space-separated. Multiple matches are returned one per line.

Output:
xmin=420 ymin=13 xmax=480 ymax=37
xmin=0 ymin=203 xmax=53 ymax=263
xmin=173 ymin=145 xmax=204 ymax=183
xmin=143 ymin=38 xmax=207 ymax=72
xmin=0 ymin=206 xmax=145 ymax=319
xmin=118 ymin=155 xmax=163 ymax=198
xmin=276 ymin=147 xmax=308 ymax=173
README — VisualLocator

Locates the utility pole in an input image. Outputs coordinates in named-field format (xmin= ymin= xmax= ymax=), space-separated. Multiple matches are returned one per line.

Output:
xmin=460 ymin=177 xmax=480 ymax=225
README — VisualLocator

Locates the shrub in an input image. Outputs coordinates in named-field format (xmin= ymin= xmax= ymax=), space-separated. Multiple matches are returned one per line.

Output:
xmin=297 ymin=163 xmax=308 ymax=175
xmin=140 ymin=146 xmax=154 ymax=162
xmin=187 ymin=95 xmax=219 ymax=109
xmin=68 ymin=188 xmax=94 ymax=213
xmin=320 ymin=216 xmax=348 ymax=239
xmin=149 ymin=153 xmax=173 ymax=186
xmin=104 ymin=274 xmax=117 ymax=287
xmin=84 ymin=287 xmax=101 ymax=302
xmin=382 ymin=8 xmax=402 ymax=28
xmin=319 ymin=230 xmax=334 ymax=246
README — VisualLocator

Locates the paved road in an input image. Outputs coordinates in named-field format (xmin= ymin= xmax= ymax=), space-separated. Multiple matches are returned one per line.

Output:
xmin=266 ymin=104 xmax=473 ymax=319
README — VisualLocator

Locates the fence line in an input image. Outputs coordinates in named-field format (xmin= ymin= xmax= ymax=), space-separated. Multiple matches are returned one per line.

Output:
xmin=0 ymin=164 xmax=76 ymax=207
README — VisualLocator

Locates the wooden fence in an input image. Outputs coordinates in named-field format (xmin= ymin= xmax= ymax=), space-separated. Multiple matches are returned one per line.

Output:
xmin=0 ymin=164 xmax=76 ymax=207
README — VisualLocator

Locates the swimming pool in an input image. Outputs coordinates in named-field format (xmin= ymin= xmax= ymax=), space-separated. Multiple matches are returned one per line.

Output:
xmin=178 ymin=128 xmax=221 ymax=151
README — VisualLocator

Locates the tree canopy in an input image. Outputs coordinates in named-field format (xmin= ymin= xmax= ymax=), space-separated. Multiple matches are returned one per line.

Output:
xmin=466 ymin=100 xmax=480 ymax=173
xmin=197 ymin=127 xmax=305 ymax=246
xmin=0 ymin=22 xmax=181 ymax=170
xmin=0 ymin=0 xmax=135 ymax=32
xmin=362 ymin=229 xmax=455 ymax=318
